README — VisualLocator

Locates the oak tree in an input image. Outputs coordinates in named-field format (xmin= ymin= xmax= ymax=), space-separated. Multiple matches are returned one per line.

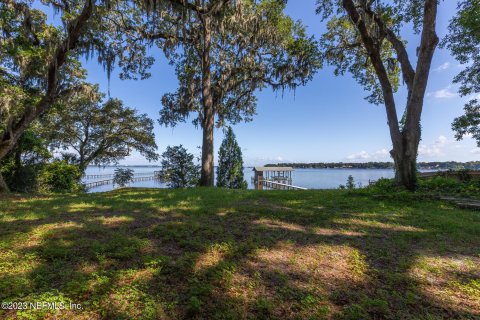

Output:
xmin=317 ymin=0 xmax=439 ymax=190
xmin=126 ymin=0 xmax=320 ymax=186
xmin=0 ymin=0 xmax=126 ymax=191
xmin=46 ymin=85 xmax=158 ymax=174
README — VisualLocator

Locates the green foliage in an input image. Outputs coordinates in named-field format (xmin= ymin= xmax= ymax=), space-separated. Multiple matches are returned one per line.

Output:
xmin=45 ymin=85 xmax=158 ymax=173
xmin=0 ymin=0 xmax=159 ymax=177
xmin=155 ymin=0 xmax=320 ymax=128
xmin=37 ymin=160 xmax=82 ymax=193
xmin=0 ymin=0 xmax=91 ymax=156
xmin=316 ymin=0 xmax=410 ymax=105
xmin=339 ymin=175 xmax=356 ymax=190
xmin=346 ymin=175 xmax=355 ymax=190
xmin=316 ymin=0 xmax=440 ymax=190
xmin=216 ymin=127 xmax=247 ymax=189
xmin=443 ymin=0 xmax=480 ymax=97
xmin=158 ymin=145 xmax=200 ymax=188
xmin=444 ymin=0 xmax=480 ymax=149
xmin=367 ymin=178 xmax=401 ymax=193
xmin=255 ymin=297 xmax=274 ymax=318
xmin=367 ymin=174 xmax=480 ymax=199
xmin=452 ymin=99 xmax=480 ymax=148
xmin=417 ymin=176 xmax=480 ymax=199
xmin=187 ymin=296 xmax=203 ymax=315
xmin=113 ymin=168 xmax=134 ymax=188
xmin=0 ymin=127 xmax=52 ymax=192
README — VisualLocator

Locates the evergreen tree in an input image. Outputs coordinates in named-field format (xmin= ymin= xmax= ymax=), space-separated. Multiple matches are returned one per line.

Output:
xmin=216 ymin=127 xmax=247 ymax=189
xmin=158 ymin=145 xmax=200 ymax=188
xmin=346 ymin=175 xmax=355 ymax=190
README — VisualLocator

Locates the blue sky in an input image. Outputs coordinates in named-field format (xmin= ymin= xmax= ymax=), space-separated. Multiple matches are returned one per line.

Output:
xmin=77 ymin=1 xmax=479 ymax=166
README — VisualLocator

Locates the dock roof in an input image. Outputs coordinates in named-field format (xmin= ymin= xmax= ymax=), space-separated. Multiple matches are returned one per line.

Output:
xmin=253 ymin=166 xmax=293 ymax=172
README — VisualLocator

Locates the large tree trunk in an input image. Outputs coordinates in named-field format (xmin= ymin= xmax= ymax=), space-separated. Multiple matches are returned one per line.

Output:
xmin=0 ymin=171 xmax=9 ymax=193
xmin=199 ymin=16 xmax=215 ymax=186
xmin=343 ymin=0 xmax=437 ymax=191
xmin=391 ymin=137 xmax=418 ymax=191
xmin=78 ymin=163 xmax=88 ymax=180
xmin=394 ymin=0 xmax=438 ymax=190
xmin=392 ymin=112 xmax=423 ymax=190
xmin=201 ymin=108 xmax=215 ymax=186
xmin=394 ymin=155 xmax=417 ymax=190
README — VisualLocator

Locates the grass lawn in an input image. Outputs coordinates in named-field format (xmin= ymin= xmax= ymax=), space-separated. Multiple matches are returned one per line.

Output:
xmin=0 ymin=188 xmax=479 ymax=319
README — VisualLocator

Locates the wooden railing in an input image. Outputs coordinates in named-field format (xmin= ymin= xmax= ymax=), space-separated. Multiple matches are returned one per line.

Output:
xmin=256 ymin=179 xmax=307 ymax=190
xmin=84 ymin=172 xmax=156 ymax=180
xmin=84 ymin=175 xmax=157 ymax=189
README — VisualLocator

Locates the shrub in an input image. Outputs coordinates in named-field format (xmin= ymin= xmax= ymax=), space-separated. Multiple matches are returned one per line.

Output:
xmin=158 ymin=145 xmax=200 ymax=188
xmin=417 ymin=176 xmax=480 ymax=198
xmin=37 ymin=161 xmax=82 ymax=193
xmin=113 ymin=168 xmax=134 ymax=187
xmin=2 ymin=164 xmax=39 ymax=193
xmin=368 ymin=178 xmax=400 ymax=193
xmin=346 ymin=175 xmax=355 ymax=189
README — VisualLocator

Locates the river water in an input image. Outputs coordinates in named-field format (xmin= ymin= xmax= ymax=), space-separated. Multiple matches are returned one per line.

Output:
xmin=84 ymin=166 xmax=400 ymax=192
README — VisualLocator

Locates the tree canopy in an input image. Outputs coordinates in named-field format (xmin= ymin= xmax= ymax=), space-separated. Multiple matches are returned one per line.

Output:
xmin=156 ymin=0 xmax=320 ymax=128
xmin=316 ymin=0 xmax=439 ymax=190
xmin=444 ymin=0 xmax=480 ymax=147
xmin=45 ymin=84 xmax=158 ymax=173
xmin=114 ymin=0 xmax=320 ymax=186
xmin=0 ymin=0 xmax=109 ymax=191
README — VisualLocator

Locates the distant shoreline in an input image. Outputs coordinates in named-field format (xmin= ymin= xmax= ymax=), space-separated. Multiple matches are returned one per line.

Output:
xmin=264 ymin=161 xmax=480 ymax=170
xmin=87 ymin=161 xmax=480 ymax=171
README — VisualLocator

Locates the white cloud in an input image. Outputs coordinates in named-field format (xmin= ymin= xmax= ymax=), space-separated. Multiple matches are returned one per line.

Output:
xmin=433 ymin=62 xmax=451 ymax=72
xmin=418 ymin=135 xmax=452 ymax=157
xmin=276 ymin=156 xmax=284 ymax=161
xmin=346 ymin=151 xmax=370 ymax=160
xmin=431 ymin=88 xmax=456 ymax=99
xmin=471 ymin=148 xmax=480 ymax=155
xmin=345 ymin=148 xmax=390 ymax=161
xmin=374 ymin=149 xmax=389 ymax=156
xmin=436 ymin=135 xmax=449 ymax=145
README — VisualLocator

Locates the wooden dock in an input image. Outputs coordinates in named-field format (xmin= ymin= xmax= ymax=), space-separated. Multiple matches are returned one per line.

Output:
xmin=84 ymin=174 xmax=114 ymax=180
xmin=84 ymin=172 xmax=156 ymax=180
xmin=84 ymin=179 xmax=113 ymax=189
xmin=256 ymin=179 xmax=307 ymax=190
xmin=84 ymin=175 xmax=157 ymax=190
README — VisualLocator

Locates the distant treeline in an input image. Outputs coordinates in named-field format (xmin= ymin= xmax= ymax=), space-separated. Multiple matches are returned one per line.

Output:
xmin=264 ymin=162 xmax=480 ymax=170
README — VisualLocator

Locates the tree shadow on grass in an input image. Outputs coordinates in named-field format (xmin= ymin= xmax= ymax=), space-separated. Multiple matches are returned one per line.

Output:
xmin=0 ymin=188 xmax=479 ymax=319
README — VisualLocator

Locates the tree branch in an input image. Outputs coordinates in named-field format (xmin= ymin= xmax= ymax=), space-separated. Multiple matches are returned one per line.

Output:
xmin=0 ymin=0 xmax=95 ymax=159
xmin=405 ymin=0 xmax=438 ymax=131
xmin=364 ymin=7 xmax=415 ymax=90
xmin=342 ymin=0 xmax=402 ymax=146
